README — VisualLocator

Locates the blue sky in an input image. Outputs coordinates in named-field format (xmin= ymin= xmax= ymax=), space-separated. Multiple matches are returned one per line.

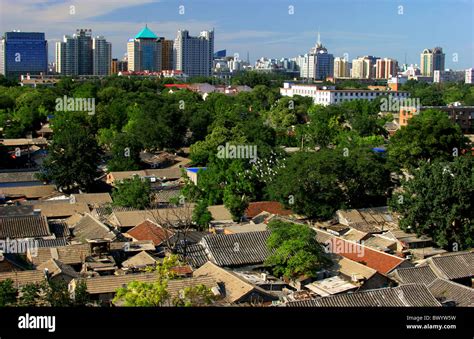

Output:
xmin=1 ymin=0 xmax=473 ymax=68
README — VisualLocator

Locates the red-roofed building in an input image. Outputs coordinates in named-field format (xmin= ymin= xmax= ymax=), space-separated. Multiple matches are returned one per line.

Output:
xmin=245 ymin=201 xmax=293 ymax=219
xmin=325 ymin=236 xmax=411 ymax=275
xmin=170 ymin=265 xmax=193 ymax=277
xmin=126 ymin=220 xmax=174 ymax=247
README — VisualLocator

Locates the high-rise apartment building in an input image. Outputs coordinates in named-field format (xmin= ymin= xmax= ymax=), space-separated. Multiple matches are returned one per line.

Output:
xmin=56 ymin=35 xmax=77 ymax=75
xmin=93 ymin=36 xmax=111 ymax=76
xmin=375 ymin=58 xmax=398 ymax=79
xmin=127 ymin=25 xmax=162 ymax=72
xmin=352 ymin=56 xmax=379 ymax=79
xmin=334 ymin=57 xmax=350 ymax=78
xmin=173 ymin=29 xmax=214 ymax=77
xmin=160 ymin=38 xmax=174 ymax=71
xmin=0 ymin=31 xmax=48 ymax=78
xmin=420 ymin=47 xmax=445 ymax=76
xmin=56 ymin=29 xmax=109 ymax=76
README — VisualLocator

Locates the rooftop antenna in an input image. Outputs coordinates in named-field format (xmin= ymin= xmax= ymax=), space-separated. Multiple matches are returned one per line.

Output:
xmin=317 ymin=29 xmax=321 ymax=46
xmin=247 ymin=51 xmax=250 ymax=64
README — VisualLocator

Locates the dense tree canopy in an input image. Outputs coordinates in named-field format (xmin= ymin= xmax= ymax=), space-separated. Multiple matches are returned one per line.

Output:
xmin=268 ymin=147 xmax=391 ymax=219
xmin=388 ymin=109 xmax=468 ymax=170
xmin=112 ymin=176 xmax=151 ymax=210
xmin=40 ymin=112 xmax=101 ymax=192
xmin=265 ymin=220 xmax=330 ymax=279
xmin=390 ymin=156 xmax=474 ymax=249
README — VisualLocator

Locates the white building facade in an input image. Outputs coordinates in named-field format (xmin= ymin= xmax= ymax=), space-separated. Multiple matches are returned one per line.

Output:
xmin=280 ymin=82 xmax=410 ymax=106
xmin=174 ymin=29 xmax=214 ymax=77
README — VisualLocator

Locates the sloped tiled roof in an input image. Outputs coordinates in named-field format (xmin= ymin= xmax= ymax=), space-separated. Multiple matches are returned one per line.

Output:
xmin=0 ymin=171 xmax=40 ymax=183
xmin=426 ymin=252 xmax=474 ymax=280
xmin=36 ymin=238 xmax=68 ymax=248
xmin=427 ymin=278 xmax=474 ymax=307
xmin=0 ymin=215 xmax=51 ymax=239
xmin=48 ymin=219 xmax=70 ymax=238
xmin=194 ymin=261 xmax=277 ymax=303
xmin=0 ymin=205 xmax=35 ymax=217
xmin=321 ymin=231 xmax=407 ymax=275
xmin=121 ymin=251 xmax=157 ymax=269
xmin=0 ymin=270 xmax=45 ymax=288
xmin=71 ymin=193 xmax=112 ymax=205
xmin=0 ymin=185 xmax=56 ymax=199
xmin=82 ymin=273 xmax=216 ymax=296
xmin=245 ymin=201 xmax=293 ymax=219
xmin=200 ymin=231 xmax=272 ymax=267
xmin=109 ymin=207 xmax=194 ymax=228
xmin=29 ymin=244 xmax=91 ymax=266
xmin=208 ymin=205 xmax=233 ymax=221
xmin=31 ymin=202 xmax=90 ymax=218
xmin=177 ymin=243 xmax=209 ymax=268
xmin=109 ymin=240 xmax=155 ymax=252
xmin=71 ymin=214 xmax=116 ymax=243
xmin=37 ymin=259 xmax=79 ymax=279
xmin=286 ymin=284 xmax=441 ymax=307
xmin=389 ymin=266 xmax=438 ymax=286
xmin=126 ymin=220 xmax=173 ymax=246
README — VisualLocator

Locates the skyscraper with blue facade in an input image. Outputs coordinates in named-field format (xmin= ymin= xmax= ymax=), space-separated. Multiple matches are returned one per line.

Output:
xmin=0 ymin=31 xmax=48 ymax=79
xmin=127 ymin=25 xmax=162 ymax=72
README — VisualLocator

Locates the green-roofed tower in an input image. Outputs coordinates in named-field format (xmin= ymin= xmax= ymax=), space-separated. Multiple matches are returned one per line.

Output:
xmin=127 ymin=25 xmax=165 ymax=72
xmin=135 ymin=25 xmax=158 ymax=40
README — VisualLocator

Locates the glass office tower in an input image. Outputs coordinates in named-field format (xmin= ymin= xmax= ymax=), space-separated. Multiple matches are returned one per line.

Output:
xmin=0 ymin=32 xmax=48 ymax=79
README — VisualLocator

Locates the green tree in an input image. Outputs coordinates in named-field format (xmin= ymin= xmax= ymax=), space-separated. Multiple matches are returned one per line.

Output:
xmin=390 ymin=156 xmax=473 ymax=249
xmin=192 ymin=200 xmax=213 ymax=230
xmin=268 ymin=150 xmax=345 ymax=219
xmin=44 ymin=279 xmax=72 ymax=307
xmin=0 ymin=279 xmax=17 ymax=306
xmin=388 ymin=109 xmax=468 ymax=170
xmin=41 ymin=112 xmax=101 ymax=192
xmin=112 ymin=176 xmax=151 ymax=209
xmin=113 ymin=255 xmax=182 ymax=306
xmin=73 ymin=280 xmax=90 ymax=306
xmin=172 ymin=284 xmax=216 ymax=307
xmin=265 ymin=220 xmax=330 ymax=279
xmin=18 ymin=283 xmax=43 ymax=306
xmin=342 ymin=147 xmax=391 ymax=208
xmin=223 ymin=189 xmax=249 ymax=222
xmin=115 ymin=280 xmax=170 ymax=306
xmin=107 ymin=132 xmax=142 ymax=171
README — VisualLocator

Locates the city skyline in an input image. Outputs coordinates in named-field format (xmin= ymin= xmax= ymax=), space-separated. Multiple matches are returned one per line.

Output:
xmin=0 ymin=0 xmax=472 ymax=69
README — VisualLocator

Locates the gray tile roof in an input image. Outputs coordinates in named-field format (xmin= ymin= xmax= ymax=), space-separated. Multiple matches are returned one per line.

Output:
xmin=0 ymin=270 xmax=46 ymax=288
xmin=48 ymin=219 xmax=70 ymax=238
xmin=427 ymin=252 xmax=474 ymax=280
xmin=286 ymin=284 xmax=441 ymax=307
xmin=82 ymin=273 xmax=216 ymax=296
xmin=200 ymin=231 xmax=272 ymax=267
xmin=390 ymin=266 xmax=438 ymax=285
xmin=0 ymin=215 xmax=51 ymax=239
xmin=71 ymin=214 xmax=116 ymax=243
xmin=0 ymin=205 xmax=35 ymax=217
xmin=177 ymin=243 xmax=209 ymax=268
xmin=153 ymin=188 xmax=182 ymax=203
xmin=0 ymin=171 xmax=40 ymax=183
xmin=428 ymin=278 xmax=474 ymax=307
xmin=36 ymin=238 xmax=68 ymax=248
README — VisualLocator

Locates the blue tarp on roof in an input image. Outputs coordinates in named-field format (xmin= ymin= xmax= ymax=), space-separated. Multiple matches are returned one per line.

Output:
xmin=186 ymin=167 xmax=207 ymax=174
xmin=372 ymin=147 xmax=386 ymax=153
